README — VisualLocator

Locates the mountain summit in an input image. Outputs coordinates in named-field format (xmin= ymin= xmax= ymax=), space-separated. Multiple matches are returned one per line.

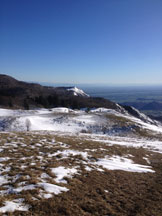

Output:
xmin=0 ymin=74 xmax=159 ymax=126
xmin=67 ymin=86 xmax=90 ymax=97
xmin=0 ymin=74 xmax=118 ymax=110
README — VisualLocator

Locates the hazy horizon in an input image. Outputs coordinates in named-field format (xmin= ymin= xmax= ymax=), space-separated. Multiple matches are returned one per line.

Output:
xmin=37 ymin=81 xmax=162 ymax=88
xmin=2 ymin=73 xmax=162 ymax=87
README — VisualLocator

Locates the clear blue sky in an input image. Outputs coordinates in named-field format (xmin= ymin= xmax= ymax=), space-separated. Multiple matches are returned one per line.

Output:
xmin=1 ymin=0 xmax=162 ymax=85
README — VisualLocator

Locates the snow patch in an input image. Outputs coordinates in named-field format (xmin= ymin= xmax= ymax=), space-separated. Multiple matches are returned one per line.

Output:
xmin=51 ymin=166 xmax=78 ymax=183
xmin=94 ymin=156 xmax=154 ymax=173
xmin=49 ymin=149 xmax=89 ymax=160
xmin=38 ymin=183 xmax=68 ymax=195
xmin=0 ymin=199 xmax=29 ymax=213
xmin=0 ymin=175 xmax=9 ymax=186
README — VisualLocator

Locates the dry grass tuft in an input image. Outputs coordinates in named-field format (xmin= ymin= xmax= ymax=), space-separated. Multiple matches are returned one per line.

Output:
xmin=0 ymin=131 xmax=162 ymax=215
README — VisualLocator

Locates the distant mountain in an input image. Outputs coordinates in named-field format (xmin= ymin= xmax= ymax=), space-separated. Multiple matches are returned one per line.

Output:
xmin=0 ymin=74 xmax=119 ymax=110
xmin=1 ymin=74 xmax=159 ymax=124
xmin=55 ymin=86 xmax=90 ymax=97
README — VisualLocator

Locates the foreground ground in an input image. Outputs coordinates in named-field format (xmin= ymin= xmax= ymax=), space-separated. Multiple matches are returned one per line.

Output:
xmin=0 ymin=131 xmax=162 ymax=216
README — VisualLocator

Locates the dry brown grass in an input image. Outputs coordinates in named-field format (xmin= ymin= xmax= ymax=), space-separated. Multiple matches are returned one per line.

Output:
xmin=0 ymin=131 xmax=162 ymax=215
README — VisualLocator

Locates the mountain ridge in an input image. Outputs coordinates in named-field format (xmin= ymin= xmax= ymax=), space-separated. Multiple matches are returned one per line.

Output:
xmin=0 ymin=74 xmax=119 ymax=110
xmin=0 ymin=74 xmax=159 ymax=125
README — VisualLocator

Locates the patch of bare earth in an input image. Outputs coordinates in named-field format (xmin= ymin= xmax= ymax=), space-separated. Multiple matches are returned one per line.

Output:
xmin=0 ymin=132 xmax=162 ymax=215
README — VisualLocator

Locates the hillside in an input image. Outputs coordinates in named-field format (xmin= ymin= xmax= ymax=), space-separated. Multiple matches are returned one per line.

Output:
xmin=1 ymin=75 xmax=162 ymax=215
xmin=0 ymin=107 xmax=162 ymax=215
xmin=0 ymin=74 xmax=119 ymax=110
xmin=0 ymin=106 xmax=160 ymax=134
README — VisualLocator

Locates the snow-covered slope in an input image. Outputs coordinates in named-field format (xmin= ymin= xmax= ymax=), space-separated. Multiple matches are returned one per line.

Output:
xmin=67 ymin=87 xmax=90 ymax=97
xmin=124 ymin=106 xmax=156 ymax=124
xmin=0 ymin=107 xmax=162 ymax=136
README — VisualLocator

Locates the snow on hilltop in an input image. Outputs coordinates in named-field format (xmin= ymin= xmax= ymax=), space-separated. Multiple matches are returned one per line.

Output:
xmin=67 ymin=86 xmax=90 ymax=97
xmin=0 ymin=107 xmax=162 ymax=135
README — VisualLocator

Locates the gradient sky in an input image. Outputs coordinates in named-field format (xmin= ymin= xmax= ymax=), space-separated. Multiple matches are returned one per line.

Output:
xmin=1 ymin=0 xmax=162 ymax=85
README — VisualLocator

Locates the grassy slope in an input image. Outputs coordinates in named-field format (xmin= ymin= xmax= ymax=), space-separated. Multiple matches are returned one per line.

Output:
xmin=0 ymin=132 xmax=162 ymax=215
